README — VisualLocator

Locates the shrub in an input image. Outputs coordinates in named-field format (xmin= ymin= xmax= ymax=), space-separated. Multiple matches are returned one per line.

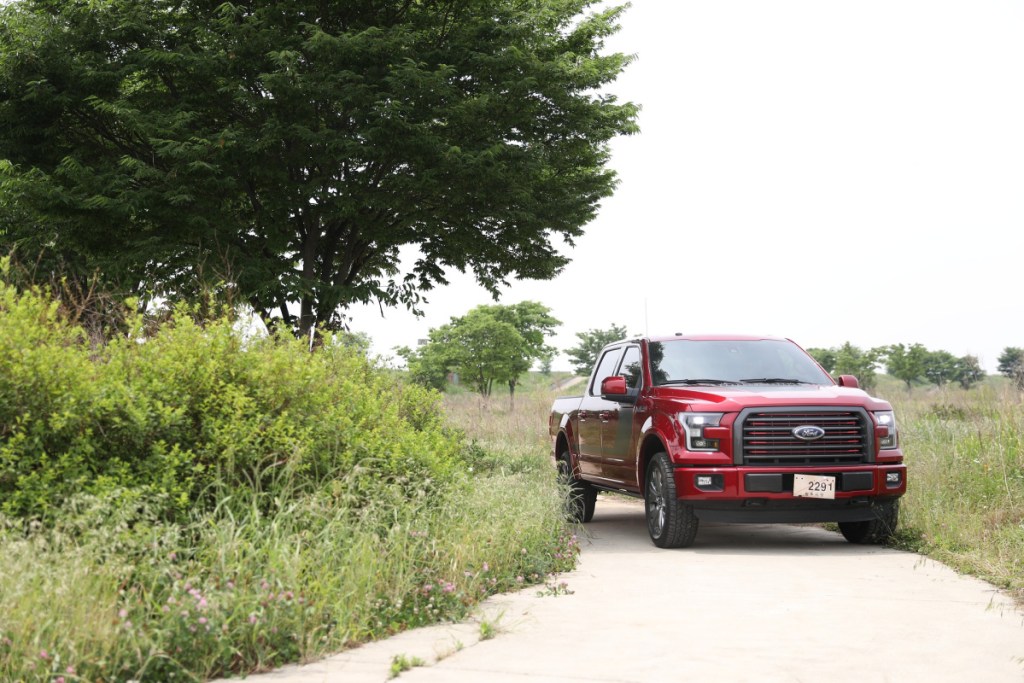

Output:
xmin=0 ymin=272 xmax=463 ymax=523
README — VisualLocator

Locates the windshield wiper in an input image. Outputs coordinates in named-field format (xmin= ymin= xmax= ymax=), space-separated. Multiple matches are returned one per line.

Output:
xmin=739 ymin=377 xmax=813 ymax=385
xmin=661 ymin=379 xmax=740 ymax=386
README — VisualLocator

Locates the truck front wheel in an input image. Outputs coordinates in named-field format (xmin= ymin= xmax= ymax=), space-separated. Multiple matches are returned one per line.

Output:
xmin=838 ymin=499 xmax=899 ymax=544
xmin=558 ymin=453 xmax=596 ymax=523
xmin=645 ymin=452 xmax=698 ymax=548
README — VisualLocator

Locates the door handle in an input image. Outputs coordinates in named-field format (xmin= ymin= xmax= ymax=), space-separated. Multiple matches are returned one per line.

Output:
xmin=598 ymin=411 xmax=612 ymax=421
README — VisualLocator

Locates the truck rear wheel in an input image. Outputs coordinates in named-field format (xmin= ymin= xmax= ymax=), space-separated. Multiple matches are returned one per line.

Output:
xmin=645 ymin=452 xmax=698 ymax=548
xmin=839 ymin=499 xmax=899 ymax=544
xmin=558 ymin=453 xmax=596 ymax=523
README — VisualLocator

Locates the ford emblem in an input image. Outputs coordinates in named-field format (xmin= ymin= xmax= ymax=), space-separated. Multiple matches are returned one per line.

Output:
xmin=792 ymin=425 xmax=826 ymax=441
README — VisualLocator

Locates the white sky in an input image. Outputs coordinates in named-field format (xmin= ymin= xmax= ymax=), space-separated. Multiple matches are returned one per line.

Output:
xmin=349 ymin=0 xmax=1024 ymax=373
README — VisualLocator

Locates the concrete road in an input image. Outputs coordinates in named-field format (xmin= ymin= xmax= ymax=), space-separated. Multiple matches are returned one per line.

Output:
xmin=219 ymin=497 xmax=1024 ymax=683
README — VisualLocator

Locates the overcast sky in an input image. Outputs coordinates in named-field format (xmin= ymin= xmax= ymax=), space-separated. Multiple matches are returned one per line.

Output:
xmin=349 ymin=0 xmax=1024 ymax=374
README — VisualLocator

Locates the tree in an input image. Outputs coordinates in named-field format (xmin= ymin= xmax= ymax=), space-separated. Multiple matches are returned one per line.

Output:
xmin=399 ymin=301 xmax=559 ymax=403
xmin=997 ymin=347 xmax=1024 ymax=390
xmin=395 ymin=339 xmax=452 ymax=392
xmin=477 ymin=301 xmax=560 ymax=406
xmin=883 ymin=343 xmax=928 ymax=391
xmin=923 ymin=349 xmax=958 ymax=387
xmin=833 ymin=342 xmax=880 ymax=392
xmin=953 ymin=355 xmax=985 ymax=390
xmin=0 ymin=0 xmax=638 ymax=338
xmin=565 ymin=323 xmax=627 ymax=375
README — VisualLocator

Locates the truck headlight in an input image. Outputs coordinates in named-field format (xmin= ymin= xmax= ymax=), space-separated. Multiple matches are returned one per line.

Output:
xmin=874 ymin=411 xmax=898 ymax=449
xmin=679 ymin=413 xmax=724 ymax=451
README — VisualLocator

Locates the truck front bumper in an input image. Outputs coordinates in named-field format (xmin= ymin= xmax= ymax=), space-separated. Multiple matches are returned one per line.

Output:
xmin=672 ymin=465 xmax=906 ymax=524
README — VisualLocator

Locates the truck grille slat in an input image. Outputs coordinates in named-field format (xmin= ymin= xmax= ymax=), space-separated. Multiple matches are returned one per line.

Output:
xmin=740 ymin=409 xmax=870 ymax=466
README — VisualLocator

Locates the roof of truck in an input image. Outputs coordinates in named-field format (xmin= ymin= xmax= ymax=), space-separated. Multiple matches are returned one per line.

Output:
xmin=640 ymin=334 xmax=789 ymax=343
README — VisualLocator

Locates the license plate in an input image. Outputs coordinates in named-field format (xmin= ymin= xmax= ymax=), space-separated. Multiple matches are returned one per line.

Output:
xmin=793 ymin=474 xmax=836 ymax=499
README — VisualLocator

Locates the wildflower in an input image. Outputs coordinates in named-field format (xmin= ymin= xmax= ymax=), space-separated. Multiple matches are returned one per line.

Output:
xmin=482 ymin=562 xmax=489 ymax=572
xmin=39 ymin=649 xmax=49 ymax=660
xmin=226 ymin=581 xmax=235 ymax=590
xmin=248 ymin=614 xmax=258 ymax=625
xmin=118 ymin=608 xmax=129 ymax=619
xmin=442 ymin=582 xmax=456 ymax=594
xmin=168 ymin=552 xmax=177 ymax=561
xmin=198 ymin=617 xmax=208 ymax=625
xmin=516 ymin=576 xmax=524 ymax=583
xmin=66 ymin=666 xmax=76 ymax=675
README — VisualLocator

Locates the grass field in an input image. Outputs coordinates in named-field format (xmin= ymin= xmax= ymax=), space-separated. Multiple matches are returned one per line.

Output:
xmin=445 ymin=373 xmax=1024 ymax=604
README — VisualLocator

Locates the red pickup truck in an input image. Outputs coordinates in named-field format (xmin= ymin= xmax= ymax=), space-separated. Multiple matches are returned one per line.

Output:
xmin=549 ymin=334 xmax=906 ymax=548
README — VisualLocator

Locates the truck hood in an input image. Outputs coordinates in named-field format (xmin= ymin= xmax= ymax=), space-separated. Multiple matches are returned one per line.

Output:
xmin=652 ymin=384 xmax=893 ymax=411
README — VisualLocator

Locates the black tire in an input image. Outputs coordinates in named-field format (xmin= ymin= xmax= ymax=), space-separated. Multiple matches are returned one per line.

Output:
xmin=645 ymin=452 xmax=698 ymax=548
xmin=839 ymin=499 xmax=899 ymax=544
xmin=558 ymin=453 xmax=597 ymax=523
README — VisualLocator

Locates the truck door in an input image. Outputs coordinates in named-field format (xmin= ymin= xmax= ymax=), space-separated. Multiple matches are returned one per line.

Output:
xmin=600 ymin=344 xmax=642 ymax=489
xmin=577 ymin=346 xmax=623 ymax=479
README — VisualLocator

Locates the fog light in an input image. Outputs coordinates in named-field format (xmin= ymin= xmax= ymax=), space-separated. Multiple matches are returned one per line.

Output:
xmin=695 ymin=474 xmax=723 ymax=492
xmin=886 ymin=471 xmax=901 ymax=487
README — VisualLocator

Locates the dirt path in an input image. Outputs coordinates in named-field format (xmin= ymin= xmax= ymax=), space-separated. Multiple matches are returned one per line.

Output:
xmin=213 ymin=497 xmax=1024 ymax=682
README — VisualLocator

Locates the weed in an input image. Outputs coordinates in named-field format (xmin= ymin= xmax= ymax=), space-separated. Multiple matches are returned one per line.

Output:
xmin=389 ymin=653 xmax=426 ymax=679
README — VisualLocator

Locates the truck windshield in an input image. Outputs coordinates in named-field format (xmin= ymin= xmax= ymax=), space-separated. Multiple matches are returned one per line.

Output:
xmin=648 ymin=340 xmax=833 ymax=386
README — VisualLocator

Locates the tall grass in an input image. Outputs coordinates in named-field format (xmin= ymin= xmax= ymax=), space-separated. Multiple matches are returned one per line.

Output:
xmin=885 ymin=382 xmax=1024 ymax=601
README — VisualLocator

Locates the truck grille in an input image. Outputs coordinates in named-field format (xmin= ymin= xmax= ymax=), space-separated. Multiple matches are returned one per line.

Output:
xmin=740 ymin=410 xmax=870 ymax=466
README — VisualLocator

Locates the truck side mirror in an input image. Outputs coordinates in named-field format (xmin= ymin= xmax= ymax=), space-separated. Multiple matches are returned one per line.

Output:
xmin=601 ymin=375 xmax=628 ymax=396
xmin=837 ymin=375 xmax=860 ymax=388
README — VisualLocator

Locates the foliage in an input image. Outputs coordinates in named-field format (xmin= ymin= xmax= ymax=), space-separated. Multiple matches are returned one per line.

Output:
xmin=951 ymin=354 xmax=985 ymax=390
xmin=0 ymin=278 xmax=579 ymax=681
xmin=997 ymin=347 xmax=1024 ymax=389
xmin=565 ymin=323 xmax=627 ymax=375
xmin=832 ymin=342 xmax=880 ymax=392
xmin=888 ymin=382 xmax=1024 ymax=604
xmin=475 ymin=301 xmax=560 ymax=401
xmin=398 ymin=301 xmax=559 ymax=401
xmin=0 ymin=267 xmax=461 ymax=523
xmin=883 ymin=343 xmax=929 ymax=390
xmin=0 ymin=0 xmax=638 ymax=338
xmin=812 ymin=343 xmax=985 ymax=393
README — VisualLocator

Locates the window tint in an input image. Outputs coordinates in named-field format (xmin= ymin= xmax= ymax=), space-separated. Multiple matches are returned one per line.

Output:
xmin=590 ymin=347 xmax=623 ymax=395
xmin=619 ymin=346 xmax=643 ymax=390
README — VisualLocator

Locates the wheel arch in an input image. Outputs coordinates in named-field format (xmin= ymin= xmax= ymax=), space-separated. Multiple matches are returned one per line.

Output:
xmin=555 ymin=430 xmax=576 ymax=472
xmin=638 ymin=433 xmax=669 ymax=492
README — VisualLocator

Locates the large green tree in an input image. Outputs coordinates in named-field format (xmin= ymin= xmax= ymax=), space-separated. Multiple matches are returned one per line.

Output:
xmin=565 ymin=323 xmax=627 ymax=375
xmin=0 ymin=0 xmax=637 ymax=337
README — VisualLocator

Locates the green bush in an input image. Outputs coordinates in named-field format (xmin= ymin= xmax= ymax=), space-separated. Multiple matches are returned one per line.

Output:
xmin=0 ymin=271 xmax=463 ymax=523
